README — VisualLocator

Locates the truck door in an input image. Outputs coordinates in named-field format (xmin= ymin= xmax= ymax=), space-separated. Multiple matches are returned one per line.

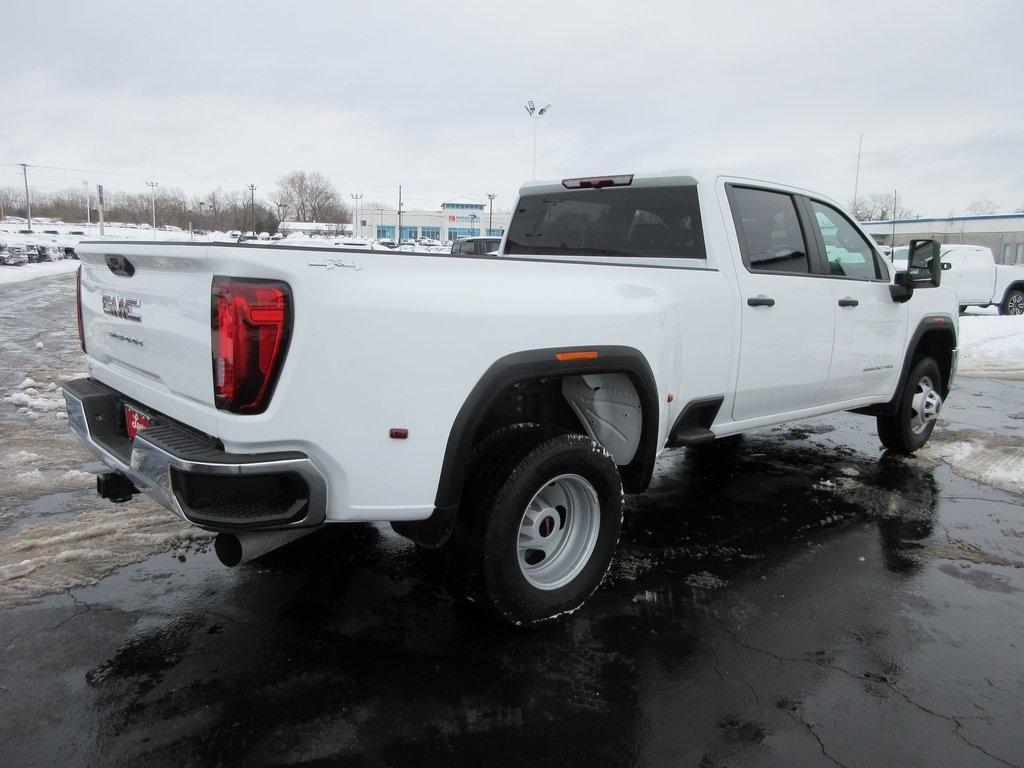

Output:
xmin=804 ymin=199 xmax=905 ymax=401
xmin=725 ymin=185 xmax=836 ymax=421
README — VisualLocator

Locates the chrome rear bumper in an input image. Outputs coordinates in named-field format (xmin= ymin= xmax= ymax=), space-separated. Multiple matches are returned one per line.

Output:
xmin=63 ymin=378 xmax=327 ymax=530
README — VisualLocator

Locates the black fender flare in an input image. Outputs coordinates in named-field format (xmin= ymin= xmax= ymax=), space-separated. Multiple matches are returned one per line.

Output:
xmin=392 ymin=345 xmax=660 ymax=548
xmin=853 ymin=315 xmax=957 ymax=417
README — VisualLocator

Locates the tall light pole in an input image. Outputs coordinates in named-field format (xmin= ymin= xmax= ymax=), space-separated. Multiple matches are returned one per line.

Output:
xmin=248 ymin=184 xmax=258 ymax=235
xmin=20 ymin=163 xmax=32 ymax=231
xmin=83 ymin=181 xmax=91 ymax=225
xmin=145 ymin=181 xmax=159 ymax=239
xmin=852 ymin=133 xmax=863 ymax=212
xmin=350 ymin=193 xmax=363 ymax=238
xmin=523 ymin=101 xmax=551 ymax=179
xmin=487 ymin=193 xmax=497 ymax=233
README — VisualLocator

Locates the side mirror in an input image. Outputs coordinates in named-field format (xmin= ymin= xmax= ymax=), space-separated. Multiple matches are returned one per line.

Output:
xmin=908 ymin=239 xmax=942 ymax=287
xmin=890 ymin=270 xmax=914 ymax=303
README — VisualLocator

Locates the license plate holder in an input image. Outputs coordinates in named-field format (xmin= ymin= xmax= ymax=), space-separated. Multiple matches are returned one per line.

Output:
xmin=124 ymin=404 xmax=151 ymax=440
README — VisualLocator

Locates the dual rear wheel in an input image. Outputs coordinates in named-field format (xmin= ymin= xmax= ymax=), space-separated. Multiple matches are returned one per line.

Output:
xmin=431 ymin=426 xmax=623 ymax=626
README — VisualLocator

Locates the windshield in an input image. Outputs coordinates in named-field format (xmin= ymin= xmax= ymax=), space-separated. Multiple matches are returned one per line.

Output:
xmin=505 ymin=185 xmax=706 ymax=259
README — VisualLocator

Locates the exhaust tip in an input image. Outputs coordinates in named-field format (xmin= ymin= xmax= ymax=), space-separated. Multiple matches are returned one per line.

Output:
xmin=214 ymin=533 xmax=243 ymax=567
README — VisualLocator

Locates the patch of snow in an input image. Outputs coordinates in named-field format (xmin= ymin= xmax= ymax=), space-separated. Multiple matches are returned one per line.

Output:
xmin=0 ymin=260 xmax=79 ymax=286
xmin=956 ymin=316 xmax=1024 ymax=380
xmin=4 ymin=390 xmax=64 ymax=413
xmin=921 ymin=431 xmax=1024 ymax=495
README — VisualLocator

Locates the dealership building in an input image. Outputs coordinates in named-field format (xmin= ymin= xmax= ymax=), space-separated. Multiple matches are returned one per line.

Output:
xmin=355 ymin=197 xmax=509 ymax=242
xmin=861 ymin=213 xmax=1024 ymax=265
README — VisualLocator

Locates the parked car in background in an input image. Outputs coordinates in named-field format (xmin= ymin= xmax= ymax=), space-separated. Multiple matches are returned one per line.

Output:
xmin=0 ymin=235 xmax=29 ymax=266
xmin=451 ymin=236 xmax=502 ymax=256
xmin=893 ymin=244 xmax=1024 ymax=314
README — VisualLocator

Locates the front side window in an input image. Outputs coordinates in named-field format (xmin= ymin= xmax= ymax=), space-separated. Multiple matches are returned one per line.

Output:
xmin=505 ymin=185 xmax=706 ymax=259
xmin=728 ymin=187 xmax=809 ymax=274
xmin=809 ymin=201 xmax=881 ymax=279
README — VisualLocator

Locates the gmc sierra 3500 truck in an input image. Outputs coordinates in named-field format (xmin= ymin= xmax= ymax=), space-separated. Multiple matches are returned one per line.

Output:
xmin=65 ymin=171 xmax=958 ymax=625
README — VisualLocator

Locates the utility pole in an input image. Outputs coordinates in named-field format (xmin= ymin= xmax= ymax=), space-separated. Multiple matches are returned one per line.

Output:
xmin=852 ymin=133 xmax=863 ymax=211
xmin=83 ymin=181 xmax=91 ymax=225
xmin=97 ymin=184 xmax=105 ymax=236
xmin=398 ymin=185 xmax=403 ymax=242
xmin=487 ymin=193 xmax=497 ymax=233
xmin=523 ymin=101 xmax=551 ymax=179
xmin=145 ymin=181 xmax=159 ymax=239
xmin=891 ymin=189 xmax=898 ymax=247
xmin=350 ymin=193 xmax=363 ymax=238
xmin=248 ymin=184 xmax=258 ymax=235
xmin=20 ymin=163 xmax=32 ymax=231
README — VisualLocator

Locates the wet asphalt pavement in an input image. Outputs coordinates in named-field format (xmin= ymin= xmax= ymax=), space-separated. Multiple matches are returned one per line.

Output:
xmin=2 ymin=273 xmax=1024 ymax=767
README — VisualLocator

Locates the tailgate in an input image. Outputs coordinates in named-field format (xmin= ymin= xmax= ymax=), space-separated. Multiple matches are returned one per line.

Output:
xmin=78 ymin=243 xmax=218 ymax=408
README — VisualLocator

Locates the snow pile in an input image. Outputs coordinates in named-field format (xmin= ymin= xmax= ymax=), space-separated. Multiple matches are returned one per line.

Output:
xmin=956 ymin=315 xmax=1024 ymax=380
xmin=3 ymin=381 xmax=65 ymax=418
xmin=0 ymin=260 xmax=79 ymax=286
xmin=919 ymin=429 xmax=1024 ymax=496
xmin=0 ymin=504 xmax=209 ymax=606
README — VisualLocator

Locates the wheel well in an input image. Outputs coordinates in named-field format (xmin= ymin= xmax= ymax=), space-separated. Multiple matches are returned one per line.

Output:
xmin=392 ymin=346 xmax=660 ymax=548
xmin=912 ymin=328 xmax=956 ymax=396
xmin=1002 ymin=281 xmax=1024 ymax=307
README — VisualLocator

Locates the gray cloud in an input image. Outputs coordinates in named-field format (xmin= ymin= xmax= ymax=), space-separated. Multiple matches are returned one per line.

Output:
xmin=3 ymin=0 xmax=1022 ymax=214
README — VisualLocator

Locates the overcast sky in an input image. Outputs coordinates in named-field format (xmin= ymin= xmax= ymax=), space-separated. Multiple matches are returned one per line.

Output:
xmin=3 ymin=0 xmax=1022 ymax=215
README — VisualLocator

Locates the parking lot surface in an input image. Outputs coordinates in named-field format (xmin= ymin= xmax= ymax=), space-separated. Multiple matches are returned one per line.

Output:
xmin=2 ymin=273 xmax=1022 ymax=767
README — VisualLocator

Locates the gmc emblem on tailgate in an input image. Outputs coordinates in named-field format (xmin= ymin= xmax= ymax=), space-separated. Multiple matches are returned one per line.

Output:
xmin=102 ymin=295 xmax=142 ymax=322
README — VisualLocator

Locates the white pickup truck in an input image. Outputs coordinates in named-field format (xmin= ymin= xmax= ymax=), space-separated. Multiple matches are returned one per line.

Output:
xmin=892 ymin=243 xmax=1024 ymax=314
xmin=65 ymin=171 xmax=958 ymax=625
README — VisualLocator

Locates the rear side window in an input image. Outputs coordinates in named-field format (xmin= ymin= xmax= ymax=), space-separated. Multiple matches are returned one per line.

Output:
xmin=505 ymin=186 xmax=706 ymax=259
xmin=809 ymin=200 xmax=881 ymax=280
xmin=728 ymin=187 xmax=810 ymax=274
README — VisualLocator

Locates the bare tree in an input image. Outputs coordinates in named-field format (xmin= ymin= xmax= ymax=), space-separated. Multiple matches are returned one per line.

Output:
xmin=966 ymin=198 xmax=999 ymax=216
xmin=848 ymin=192 xmax=914 ymax=222
xmin=273 ymin=171 xmax=348 ymax=223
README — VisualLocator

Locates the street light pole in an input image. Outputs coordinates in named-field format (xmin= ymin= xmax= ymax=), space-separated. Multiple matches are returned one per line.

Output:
xmin=350 ymin=193 xmax=363 ymax=238
xmin=523 ymin=101 xmax=551 ymax=180
xmin=21 ymin=163 xmax=32 ymax=231
xmin=487 ymin=193 xmax=497 ymax=233
xmin=145 ymin=181 xmax=159 ymax=240
xmin=248 ymin=184 xmax=258 ymax=235
xmin=853 ymin=133 xmax=863 ymax=211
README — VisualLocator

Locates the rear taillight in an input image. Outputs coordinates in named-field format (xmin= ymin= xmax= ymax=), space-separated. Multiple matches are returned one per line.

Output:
xmin=76 ymin=266 xmax=86 ymax=352
xmin=211 ymin=277 xmax=292 ymax=414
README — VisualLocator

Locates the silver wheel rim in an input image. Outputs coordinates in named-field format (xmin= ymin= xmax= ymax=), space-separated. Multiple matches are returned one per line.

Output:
xmin=910 ymin=375 xmax=942 ymax=435
xmin=517 ymin=473 xmax=601 ymax=591
xmin=1009 ymin=293 xmax=1024 ymax=315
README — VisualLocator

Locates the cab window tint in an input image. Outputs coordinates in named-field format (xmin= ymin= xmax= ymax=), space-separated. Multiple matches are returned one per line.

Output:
xmin=505 ymin=186 xmax=706 ymax=259
xmin=728 ymin=187 xmax=810 ymax=274
xmin=810 ymin=201 xmax=880 ymax=280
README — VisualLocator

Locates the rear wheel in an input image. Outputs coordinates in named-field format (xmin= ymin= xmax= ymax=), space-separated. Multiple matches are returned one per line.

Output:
xmin=877 ymin=357 xmax=943 ymax=454
xmin=1002 ymin=289 xmax=1024 ymax=316
xmin=442 ymin=431 xmax=623 ymax=626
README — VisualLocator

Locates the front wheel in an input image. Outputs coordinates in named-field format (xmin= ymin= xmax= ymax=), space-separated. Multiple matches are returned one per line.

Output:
xmin=1002 ymin=289 xmax=1024 ymax=315
xmin=877 ymin=357 xmax=943 ymax=454
xmin=447 ymin=432 xmax=624 ymax=626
